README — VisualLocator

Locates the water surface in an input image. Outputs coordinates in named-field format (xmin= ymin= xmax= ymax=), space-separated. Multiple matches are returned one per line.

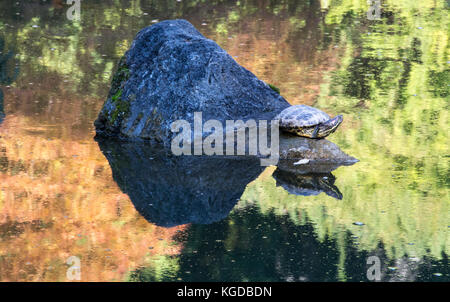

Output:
xmin=0 ymin=0 xmax=448 ymax=281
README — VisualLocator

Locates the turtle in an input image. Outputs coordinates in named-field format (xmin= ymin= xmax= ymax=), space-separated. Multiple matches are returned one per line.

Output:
xmin=276 ymin=105 xmax=343 ymax=139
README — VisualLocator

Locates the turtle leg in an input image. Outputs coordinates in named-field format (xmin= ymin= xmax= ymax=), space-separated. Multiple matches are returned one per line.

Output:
xmin=312 ymin=124 xmax=320 ymax=138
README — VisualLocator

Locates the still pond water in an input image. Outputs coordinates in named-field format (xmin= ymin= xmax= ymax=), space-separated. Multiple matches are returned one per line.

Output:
xmin=0 ymin=0 xmax=448 ymax=281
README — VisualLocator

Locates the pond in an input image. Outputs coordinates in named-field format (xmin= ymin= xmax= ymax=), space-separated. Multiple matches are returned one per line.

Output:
xmin=0 ymin=0 xmax=448 ymax=282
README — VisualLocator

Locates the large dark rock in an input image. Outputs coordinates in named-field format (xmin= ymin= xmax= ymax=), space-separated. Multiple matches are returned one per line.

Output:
xmin=95 ymin=19 xmax=290 ymax=146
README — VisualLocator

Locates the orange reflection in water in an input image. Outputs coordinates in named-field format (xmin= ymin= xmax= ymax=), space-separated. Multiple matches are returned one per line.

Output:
xmin=208 ymin=19 xmax=343 ymax=106
xmin=0 ymin=113 xmax=184 ymax=282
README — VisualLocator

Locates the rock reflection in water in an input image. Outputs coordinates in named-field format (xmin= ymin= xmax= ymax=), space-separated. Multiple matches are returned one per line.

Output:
xmin=96 ymin=138 xmax=264 ymax=227
xmin=97 ymin=133 xmax=359 ymax=226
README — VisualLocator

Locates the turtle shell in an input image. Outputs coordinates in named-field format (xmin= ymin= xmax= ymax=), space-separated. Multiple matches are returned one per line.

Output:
xmin=276 ymin=105 xmax=330 ymax=128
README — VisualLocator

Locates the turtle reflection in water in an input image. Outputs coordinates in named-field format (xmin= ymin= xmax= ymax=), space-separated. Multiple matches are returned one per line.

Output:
xmin=272 ymin=168 xmax=343 ymax=200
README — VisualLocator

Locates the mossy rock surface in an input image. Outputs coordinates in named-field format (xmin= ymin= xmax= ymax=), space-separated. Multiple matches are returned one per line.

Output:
xmin=94 ymin=19 xmax=289 ymax=145
xmin=95 ymin=55 xmax=132 ymax=134
xmin=109 ymin=56 xmax=130 ymax=98
xmin=268 ymin=84 xmax=280 ymax=94
xmin=110 ymin=90 xmax=130 ymax=124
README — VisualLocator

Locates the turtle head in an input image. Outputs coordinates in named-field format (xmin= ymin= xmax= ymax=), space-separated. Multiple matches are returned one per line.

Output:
xmin=318 ymin=115 xmax=343 ymax=138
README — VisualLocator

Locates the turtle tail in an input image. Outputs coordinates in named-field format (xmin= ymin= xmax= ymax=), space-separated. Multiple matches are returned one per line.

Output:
xmin=318 ymin=115 xmax=343 ymax=138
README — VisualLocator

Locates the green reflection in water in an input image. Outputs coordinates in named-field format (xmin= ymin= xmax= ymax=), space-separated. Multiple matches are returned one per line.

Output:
xmin=129 ymin=205 xmax=449 ymax=282
xmin=315 ymin=0 xmax=449 ymax=261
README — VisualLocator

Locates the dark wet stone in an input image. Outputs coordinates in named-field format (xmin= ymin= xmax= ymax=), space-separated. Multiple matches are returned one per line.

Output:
xmin=278 ymin=133 xmax=359 ymax=172
xmin=94 ymin=19 xmax=289 ymax=146
xmin=272 ymin=138 xmax=357 ymax=200
xmin=96 ymin=138 xmax=264 ymax=227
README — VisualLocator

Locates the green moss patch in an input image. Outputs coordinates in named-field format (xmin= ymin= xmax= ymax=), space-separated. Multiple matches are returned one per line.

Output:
xmin=110 ymin=89 xmax=130 ymax=124
xmin=107 ymin=55 xmax=132 ymax=125
xmin=109 ymin=55 xmax=130 ymax=98
xmin=268 ymin=83 xmax=280 ymax=94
